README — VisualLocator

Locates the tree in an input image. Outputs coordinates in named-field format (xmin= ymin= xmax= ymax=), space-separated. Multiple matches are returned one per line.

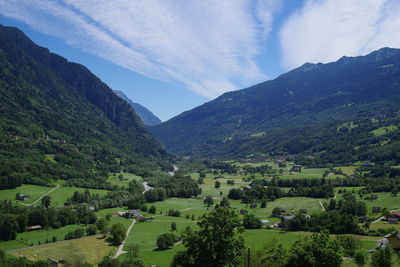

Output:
xmin=203 ymin=196 xmax=214 ymax=207
xmin=171 ymin=208 xmax=244 ymax=267
xmin=108 ymin=223 xmax=126 ymax=246
xmin=171 ymin=222 xmax=177 ymax=232
xmin=371 ymin=247 xmax=392 ymax=267
xmin=41 ymin=195 xmax=51 ymax=208
xmin=214 ymin=181 xmax=221 ymax=189
xmin=328 ymin=199 xmax=337 ymax=210
xmin=253 ymin=240 xmax=287 ymax=267
xmin=0 ymin=215 xmax=19 ymax=241
xmin=96 ymin=218 xmax=109 ymax=234
xmin=149 ymin=205 xmax=157 ymax=214
xmin=220 ymin=196 xmax=230 ymax=208
xmin=391 ymin=188 xmax=398 ymax=197
xmin=260 ymin=200 xmax=267 ymax=208
xmin=156 ymin=233 xmax=176 ymax=250
xmin=286 ymin=230 xmax=343 ymax=267
xmin=86 ymin=224 xmax=98 ymax=236
xmin=354 ymin=250 xmax=367 ymax=267
xmin=272 ymin=207 xmax=281 ymax=217
xmin=243 ymin=214 xmax=262 ymax=229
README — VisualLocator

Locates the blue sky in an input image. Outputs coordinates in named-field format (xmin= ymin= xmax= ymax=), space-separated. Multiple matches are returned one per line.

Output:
xmin=1 ymin=0 xmax=399 ymax=121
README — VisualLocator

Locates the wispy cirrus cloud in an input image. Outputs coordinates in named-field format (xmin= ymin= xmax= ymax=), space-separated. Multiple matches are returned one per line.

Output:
xmin=0 ymin=0 xmax=281 ymax=98
xmin=280 ymin=0 xmax=400 ymax=69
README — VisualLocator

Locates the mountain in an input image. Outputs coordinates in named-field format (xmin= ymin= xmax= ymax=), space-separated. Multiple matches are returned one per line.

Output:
xmin=151 ymin=47 xmax=400 ymax=159
xmin=113 ymin=90 xmax=161 ymax=126
xmin=0 ymin=25 xmax=169 ymax=188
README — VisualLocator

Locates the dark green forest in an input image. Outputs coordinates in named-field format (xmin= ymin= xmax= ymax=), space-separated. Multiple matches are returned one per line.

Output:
xmin=0 ymin=25 xmax=170 ymax=189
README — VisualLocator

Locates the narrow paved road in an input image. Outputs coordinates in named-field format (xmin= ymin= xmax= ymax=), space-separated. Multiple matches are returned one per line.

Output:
xmin=319 ymin=200 xmax=326 ymax=211
xmin=19 ymin=185 xmax=60 ymax=207
xmin=142 ymin=182 xmax=153 ymax=194
xmin=168 ymin=165 xmax=179 ymax=177
xmin=114 ymin=219 xmax=136 ymax=258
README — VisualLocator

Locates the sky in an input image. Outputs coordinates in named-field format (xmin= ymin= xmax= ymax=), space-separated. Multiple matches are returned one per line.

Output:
xmin=1 ymin=0 xmax=400 ymax=121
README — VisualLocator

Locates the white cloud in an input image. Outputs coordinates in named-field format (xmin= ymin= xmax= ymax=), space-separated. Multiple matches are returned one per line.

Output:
xmin=0 ymin=0 xmax=281 ymax=98
xmin=280 ymin=0 xmax=400 ymax=69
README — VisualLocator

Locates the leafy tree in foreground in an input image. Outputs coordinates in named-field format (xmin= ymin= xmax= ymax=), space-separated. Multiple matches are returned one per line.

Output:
xmin=286 ymin=230 xmax=343 ymax=267
xmin=251 ymin=239 xmax=287 ymax=267
xmin=354 ymin=250 xmax=367 ymax=267
xmin=371 ymin=247 xmax=392 ymax=267
xmin=171 ymin=207 xmax=244 ymax=267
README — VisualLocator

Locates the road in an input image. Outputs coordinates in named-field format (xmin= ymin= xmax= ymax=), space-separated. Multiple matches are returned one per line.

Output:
xmin=114 ymin=219 xmax=136 ymax=258
xmin=19 ymin=184 xmax=60 ymax=207
xmin=319 ymin=200 xmax=326 ymax=211
xmin=168 ymin=165 xmax=179 ymax=177
xmin=142 ymin=182 xmax=153 ymax=194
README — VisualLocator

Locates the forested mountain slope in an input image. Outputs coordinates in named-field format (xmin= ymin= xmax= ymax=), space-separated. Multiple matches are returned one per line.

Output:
xmin=151 ymin=47 xmax=400 ymax=158
xmin=0 ymin=25 xmax=169 ymax=188
xmin=113 ymin=90 xmax=161 ymax=126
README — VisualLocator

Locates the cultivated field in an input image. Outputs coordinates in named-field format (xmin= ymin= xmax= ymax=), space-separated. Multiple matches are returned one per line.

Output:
xmin=10 ymin=235 xmax=115 ymax=265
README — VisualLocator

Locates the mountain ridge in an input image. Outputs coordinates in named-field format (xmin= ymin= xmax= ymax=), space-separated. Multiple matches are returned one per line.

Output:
xmin=113 ymin=90 xmax=161 ymax=126
xmin=151 ymin=47 xmax=400 ymax=158
xmin=0 ymin=24 xmax=169 ymax=187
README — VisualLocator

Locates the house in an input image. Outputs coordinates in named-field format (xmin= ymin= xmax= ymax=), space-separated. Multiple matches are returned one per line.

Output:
xmin=299 ymin=209 xmax=308 ymax=214
xmin=117 ymin=211 xmax=126 ymax=217
xmin=291 ymin=165 xmax=302 ymax=172
xmin=16 ymin=193 xmax=30 ymax=201
xmin=280 ymin=215 xmax=296 ymax=230
xmin=388 ymin=218 xmax=398 ymax=224
xmin=243 ymin=185 xmax=252 ymax=191
xmin=250 ymin=204 xmax=257 ymax=209
xmin=47 ymin=258 xmax=59 ymax=267
xmin=240 ymin=209 xmax=248 ymax=215
xmin=26 ymin=225 xmax=42 ymax=231
xmin=125 ymin=210 xmax=144 ymax=219
xmin=385 ymin=233 xmax=400 ymax=250
xmin=372 ymin=206 xmax=382 ymax=213
xmin=390 ymin=211 xmax=400 ymax=218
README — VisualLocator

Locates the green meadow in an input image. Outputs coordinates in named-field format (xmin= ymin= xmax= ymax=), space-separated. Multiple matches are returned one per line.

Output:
xmin=0 ymin=184 xmax=55 ymax=205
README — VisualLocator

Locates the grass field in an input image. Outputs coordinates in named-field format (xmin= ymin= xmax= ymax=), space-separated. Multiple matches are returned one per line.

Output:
xmin=230 ymin=197 xmax=325 ymax=219
xmin=10 ymin=235 xmax=115 ymax=265
xmin=0 ymin=184 xmax=55 ymax=205
xmin=371 ymin=125 xmax=398 ymax=136
xmin=47 ymin=186 xmax=109 ymax=207
xmin=336 ymin=191 xmax=400 ymax=215
xmin=107 ymin=172 xmax=142 ymax=187
xmin=122 ymin=215 xmax=198 ymax=266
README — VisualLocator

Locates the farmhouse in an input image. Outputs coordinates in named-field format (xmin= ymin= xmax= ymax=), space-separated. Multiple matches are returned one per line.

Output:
xmin=16 ymin=193 xmax=30 ymax=201
xmin=47 ymin=258 xmax=59 ymax=267
xmin=250 ymin=204 xmax=257 ymax=209
xmin=388 ymin=218 xmax=398 ymax=224
xmin=240 ymin=209 xmax=248 ymax=215
xmin=390 ymin=211 xmax=400 ymax=218
xmin=372 ymin=206 xmax=382 ymax=213
xmin=299 ymin=209 xmax=308 ymax=214
xmin=125 ymin=210 xmax=144 ymax=219
xmin=291 ymin=165 xmax=302 ymax=172
xmin=385 ymin=233 xmax=400 ymax=250
xmin=280 ymin=215 xmax=295 ymax=230
xmin=26 ymin=225 xmax=42 ymax=231
xmin=243 ymin=185 xmax=252 ymax=191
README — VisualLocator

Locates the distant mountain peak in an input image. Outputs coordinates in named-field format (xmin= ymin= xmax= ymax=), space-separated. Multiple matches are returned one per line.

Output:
xmin=113 ymin=90 xmax=161 ymax=126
